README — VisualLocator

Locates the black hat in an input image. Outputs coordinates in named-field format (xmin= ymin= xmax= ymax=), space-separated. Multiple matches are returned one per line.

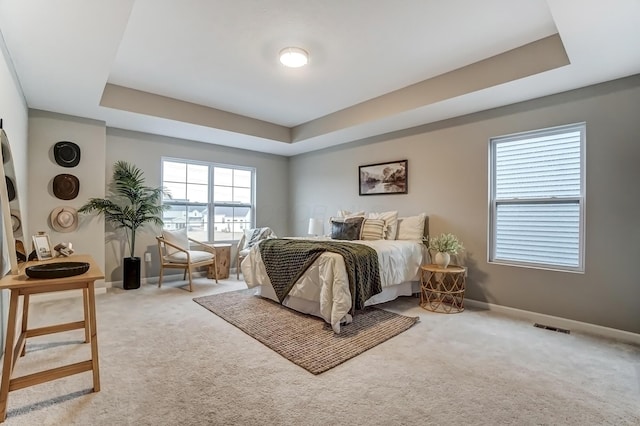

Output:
xmin=1 ymin=141 xmax=9 ymax=164
xmin=5 ymin=176 xmax=15 ymax=201
xmin=53 ymin=141 xmax=81 ymax=167
xmin=53 ymin=174 xmax=80 ymax=200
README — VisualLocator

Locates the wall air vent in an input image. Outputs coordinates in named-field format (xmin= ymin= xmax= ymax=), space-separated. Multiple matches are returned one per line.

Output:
xmin=534 ymin=323 xmax=570 ymax=334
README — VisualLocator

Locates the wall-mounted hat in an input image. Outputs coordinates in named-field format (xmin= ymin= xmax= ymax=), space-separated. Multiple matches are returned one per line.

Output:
xmin=50 ymin=206 xmax=78 ymax=233
xmin=53 ymin=174 xmax=79 ymax=200
xmin=10 ymin=210 xmax=21 ymax=232
xmin=1 ymin=141 xmax=9 ymax=164
xmin=53 ymin=141 xmax=81 ymax=167
xmin=5 ymin=176 xmax=15 ymax=201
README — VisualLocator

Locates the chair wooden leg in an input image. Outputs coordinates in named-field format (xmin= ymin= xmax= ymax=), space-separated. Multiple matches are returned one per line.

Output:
xmin=213 ymin=259 xmax=219 ymax=283
xmin=187 ymin=267 xmax=193 ymax=292
xmin=237 ymin=256 xmax=244 ymax=280
xmin=158 ymin=265 xmax=164 ymax=288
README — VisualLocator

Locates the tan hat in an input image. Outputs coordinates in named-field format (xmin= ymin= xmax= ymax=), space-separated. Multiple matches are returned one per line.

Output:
xmin=50 ymin=206 xmax=78 ymax=233
xmin=10 ymin=209 xmax=21 ymax=232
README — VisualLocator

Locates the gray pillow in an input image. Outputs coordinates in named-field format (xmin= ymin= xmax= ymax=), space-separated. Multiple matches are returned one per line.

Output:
xmin=330 ymin=217 xmax=364 ymax=240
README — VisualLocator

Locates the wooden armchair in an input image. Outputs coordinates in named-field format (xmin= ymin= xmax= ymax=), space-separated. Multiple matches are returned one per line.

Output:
xmin=236 ymin=227 xmax=276 ymax=279
xmin=156 ymin=229 xmax=219 ymax=292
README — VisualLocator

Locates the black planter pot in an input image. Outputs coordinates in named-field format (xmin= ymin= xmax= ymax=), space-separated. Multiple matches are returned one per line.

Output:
xmin=123 ymin=257 xmax=141 ymax=290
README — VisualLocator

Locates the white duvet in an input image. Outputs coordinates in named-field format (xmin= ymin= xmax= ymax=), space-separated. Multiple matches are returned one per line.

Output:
xmin=241 ymin=238 xmax=426 ymax=333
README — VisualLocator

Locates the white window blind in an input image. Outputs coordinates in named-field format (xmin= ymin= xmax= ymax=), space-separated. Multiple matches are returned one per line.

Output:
xmin=489 ymin=123 xmax=585 ymax=272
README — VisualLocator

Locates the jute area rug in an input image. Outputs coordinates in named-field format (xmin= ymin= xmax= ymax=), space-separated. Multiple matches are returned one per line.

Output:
xmin=193 ymin=289 xmax=418 ymax=374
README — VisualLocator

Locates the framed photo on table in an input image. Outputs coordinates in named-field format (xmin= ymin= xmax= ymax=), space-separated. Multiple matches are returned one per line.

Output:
xmin=359 ymin=159 xmax=408 ymax=195
xmin=32 ymin=233 xmax=53 ymax=261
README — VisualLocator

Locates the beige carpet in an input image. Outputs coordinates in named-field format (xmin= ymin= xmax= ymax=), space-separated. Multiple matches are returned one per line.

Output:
xmin=193 ymin=289 xmax=418 ymax=374
xmin=1 ymin=277 xmax=639 ymax=425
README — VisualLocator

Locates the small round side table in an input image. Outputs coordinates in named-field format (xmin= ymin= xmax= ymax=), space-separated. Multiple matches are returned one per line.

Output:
xmin=420 ymin=264 xmax=467 ymax=314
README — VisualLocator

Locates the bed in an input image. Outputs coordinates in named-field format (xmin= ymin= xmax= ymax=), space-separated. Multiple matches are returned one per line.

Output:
xmin=241 ymin=212 xmax=429 ymax=333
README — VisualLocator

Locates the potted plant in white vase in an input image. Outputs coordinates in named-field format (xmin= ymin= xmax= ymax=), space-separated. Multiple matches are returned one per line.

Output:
xmin=428 ymin=233 xmax=464 ymax=268
xmin=79 ymin=161 xmax=167 ymax=289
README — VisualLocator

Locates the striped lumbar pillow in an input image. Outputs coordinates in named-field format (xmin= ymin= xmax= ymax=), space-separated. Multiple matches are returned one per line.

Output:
xmin=360 ymin=218 xmax=386 ymax=240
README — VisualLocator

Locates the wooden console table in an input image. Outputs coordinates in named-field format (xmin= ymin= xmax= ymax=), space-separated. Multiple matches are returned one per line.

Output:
xmin=0 ymin=254 xmax=104 ymax=422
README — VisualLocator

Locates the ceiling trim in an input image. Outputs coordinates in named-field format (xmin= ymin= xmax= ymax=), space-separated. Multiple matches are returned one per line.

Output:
xmin=99 ymin=34 xmax=568 ymax=147
xmin=100 ymin=83 xmax=291 ymax=143
xmin=292 ymin=34 xmax=569 ymax=142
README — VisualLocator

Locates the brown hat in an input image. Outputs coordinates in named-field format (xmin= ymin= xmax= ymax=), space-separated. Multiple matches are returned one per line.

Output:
xmin=53 ymin=174 xmax=79 ymax=200
xmin=50 ymin=206 xmax=78 ymax=233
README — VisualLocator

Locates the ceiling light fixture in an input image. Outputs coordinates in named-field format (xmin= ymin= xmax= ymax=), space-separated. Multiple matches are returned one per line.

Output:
xmin=279 ymin=47 xmax=309 ymax=68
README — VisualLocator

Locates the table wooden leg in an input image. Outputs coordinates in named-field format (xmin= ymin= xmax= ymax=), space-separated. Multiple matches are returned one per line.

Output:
xmin=82 ymin=288 xmax=90 ymax=343
xmin=20 ymin=294 xmax=29 ymax=357
xmin=87 ymin=283 xmax=100 ymax=392
xmin=0 ymin=290 xmax=20 ymax=422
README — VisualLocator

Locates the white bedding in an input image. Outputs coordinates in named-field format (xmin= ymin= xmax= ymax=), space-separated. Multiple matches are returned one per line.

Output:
xmin=241 ymin=238 xmax=426 ymax=333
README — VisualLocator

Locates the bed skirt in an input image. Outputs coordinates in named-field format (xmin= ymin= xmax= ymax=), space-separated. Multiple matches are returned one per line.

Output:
xmin=254 ymin=280 xmax=419 ymax=327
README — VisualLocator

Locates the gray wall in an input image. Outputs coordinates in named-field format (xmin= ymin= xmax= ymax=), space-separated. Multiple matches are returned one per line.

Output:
xmin=289 ymin=75 xmax=640 ymax=334
xmin=105 ymin=128 xmax=290 ymax=283
xmin=1 ymin=19 xmax=638 ymax=336
xmin=27 ymin=110 xmax=106 ymax=284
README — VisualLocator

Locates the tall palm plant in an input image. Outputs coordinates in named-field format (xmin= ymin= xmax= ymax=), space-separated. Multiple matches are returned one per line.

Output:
xmin=79 ymin=160 xmax=166 ymax=259
xmin=78 ymin=161 xmax=166 ymax=257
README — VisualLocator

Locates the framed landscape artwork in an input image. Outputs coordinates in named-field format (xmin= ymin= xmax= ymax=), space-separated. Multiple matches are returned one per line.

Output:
xmin=359 ymin=160 xmax=408 ymax=196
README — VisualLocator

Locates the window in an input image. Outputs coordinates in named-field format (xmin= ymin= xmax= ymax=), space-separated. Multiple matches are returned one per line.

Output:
xmin=489 ymin=123 xmax=585 ymax=272
xmin=161 ymin=158 xmax=254 ymax=242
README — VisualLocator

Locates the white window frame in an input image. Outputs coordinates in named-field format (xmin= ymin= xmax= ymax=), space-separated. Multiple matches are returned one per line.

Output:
xmin=488 ymin=123 xmax=586 ymax=273
xmin=161 ymin=157 xmax=256 ymax=242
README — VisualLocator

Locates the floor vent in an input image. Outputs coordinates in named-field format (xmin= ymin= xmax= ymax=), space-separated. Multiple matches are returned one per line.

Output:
xmin=534 ymin=323 xmax=570 ymax=334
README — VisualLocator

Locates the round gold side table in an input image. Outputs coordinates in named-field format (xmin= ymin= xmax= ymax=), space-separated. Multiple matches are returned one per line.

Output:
xmin=420 ymin=264 xmax=466 ymax=313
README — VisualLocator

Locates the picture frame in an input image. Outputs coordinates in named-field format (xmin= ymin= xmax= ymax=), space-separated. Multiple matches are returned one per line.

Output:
xmin=359 ymin=160 xmax=408 ymax=196
xmin=32 ymin=233 xmax=53 ymax=261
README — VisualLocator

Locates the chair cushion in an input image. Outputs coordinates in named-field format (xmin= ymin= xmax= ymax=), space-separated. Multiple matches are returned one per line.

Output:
xmin=164 ymin=250 xmax=213 ymax=264
xmin=162 ymin=229 xmax=189 ymax=256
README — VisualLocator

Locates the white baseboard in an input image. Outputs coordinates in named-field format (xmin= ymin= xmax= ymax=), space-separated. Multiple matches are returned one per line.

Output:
xmin=105 ymin=271 xmax=209 ymax=288
xmin=465 ymin=298 xmax=640 ymax=345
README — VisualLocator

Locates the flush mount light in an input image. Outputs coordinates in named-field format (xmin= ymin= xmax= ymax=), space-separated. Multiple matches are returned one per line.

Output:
xmin=279 ymin=47 xmax=309 ymax=68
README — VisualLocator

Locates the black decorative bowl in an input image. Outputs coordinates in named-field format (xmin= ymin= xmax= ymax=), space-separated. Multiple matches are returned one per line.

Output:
xmin=25 ymin=261 xmax=90 ymax=279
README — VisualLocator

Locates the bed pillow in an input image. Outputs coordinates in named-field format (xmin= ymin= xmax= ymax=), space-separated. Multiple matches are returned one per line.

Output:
xmin=243 ymin=227 xmax=276 ymax=250
xmin=330 ymin=217 xmax=365 ymax=240
xmin=360 ymin=218 xmax=386 ymax=240
xmin=396 ymin=213 xmax=427 ymax=240
xmin=336 ymin=209 xmax=365 ymax=218
xmin=162 ymin=228 xmax=189 ymax=256
xmin=367 ymin=211 xmax=398 ymax=240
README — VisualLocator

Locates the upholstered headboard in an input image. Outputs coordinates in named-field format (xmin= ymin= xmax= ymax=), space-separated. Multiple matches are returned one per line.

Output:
xmin=423 ymin=215 xmax=429 ymax=241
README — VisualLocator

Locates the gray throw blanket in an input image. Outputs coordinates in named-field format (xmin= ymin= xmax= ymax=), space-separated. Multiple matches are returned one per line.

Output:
xmin=259 ymin=239 xmax=382 ymax=311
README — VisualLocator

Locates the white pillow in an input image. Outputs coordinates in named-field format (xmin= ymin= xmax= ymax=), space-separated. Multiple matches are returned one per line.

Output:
xmin=162 ymin=229 xmax=189 ymax=256
xmin=367 ymin=211 xmax=398 ymax=240
xmin=396 ymin=213 xmax=427 ymax=240
xmin=337 ymin=210 xmax=365 ymax=218
xmin=360 ymin=218 xmax=386 ymax=240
